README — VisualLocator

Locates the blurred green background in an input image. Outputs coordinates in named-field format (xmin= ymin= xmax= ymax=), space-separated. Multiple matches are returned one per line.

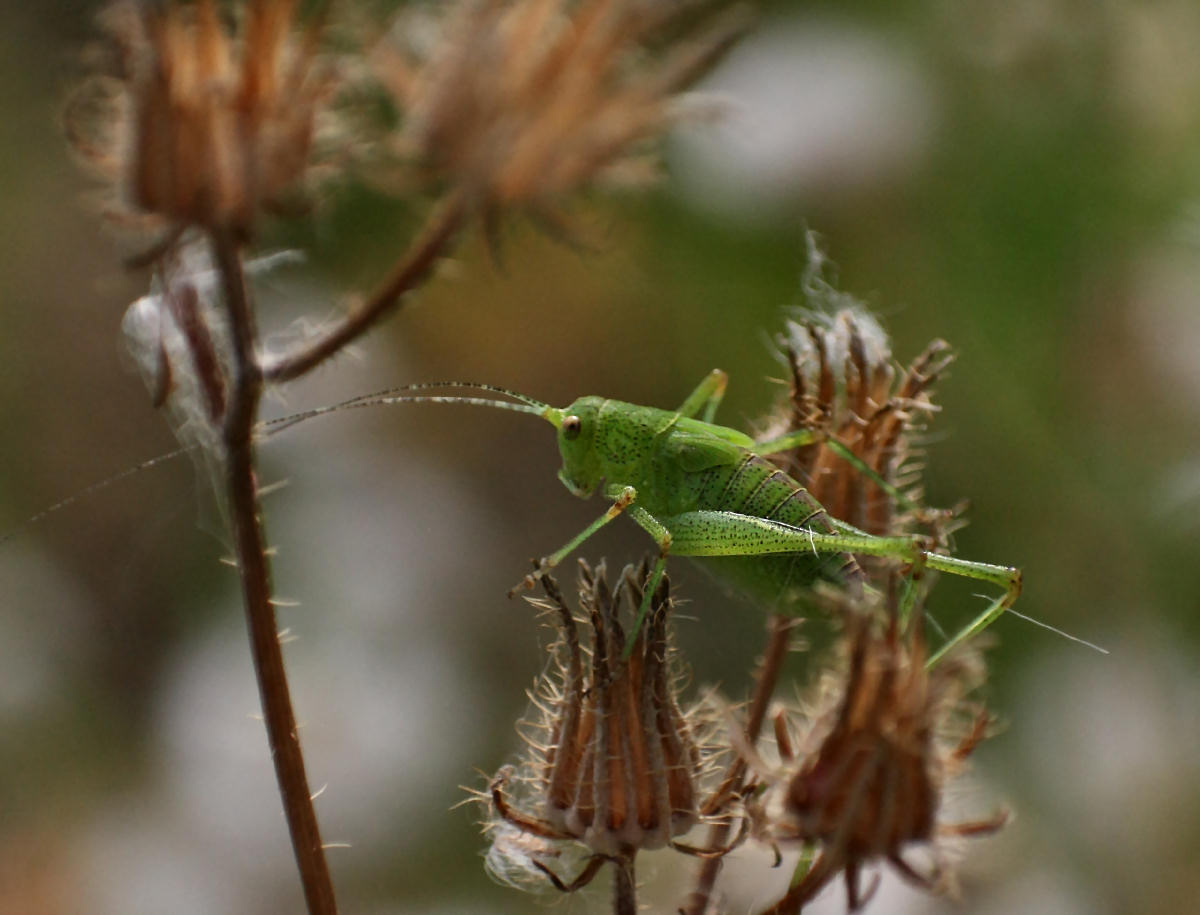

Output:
xmin=3 ymin=2 xmax=1199 ymax=913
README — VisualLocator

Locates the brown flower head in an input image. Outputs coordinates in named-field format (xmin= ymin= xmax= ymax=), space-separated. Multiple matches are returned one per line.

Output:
xmin=375 ymin=0 xmax=747 ymax=233
xmin=68 ymin=0 xmax=332 ymax=237
xmin=760 ymin=241 xmax=960 ymax=549
xmin=747 ymin=582 xmax=1007 ymax=913
xmin=482 ymin=559 xmax=739 ymax=898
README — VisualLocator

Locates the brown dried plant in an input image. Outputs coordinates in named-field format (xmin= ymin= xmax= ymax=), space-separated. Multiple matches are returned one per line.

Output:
xmin=684 ymin=286 xmax=993 ymax=915
xmin=63 ymin=5 xmax=1017 ymax=914
xmin=482 ymin=559 xmax=742 ymax=914
xmin=373 ymin=0 xmax=748 ymax=242
xmin=67 ymin=0 xmax=333 ymax=241
xmin=66 ymin=2 xmax=749 ymax=908
xmin=745 ymin=580 xmax=1008 ymax=913
xmin=265 ymin=0 xmax=752 ymax=381
xmin=761 ymin=309 xmax=959 ymax=550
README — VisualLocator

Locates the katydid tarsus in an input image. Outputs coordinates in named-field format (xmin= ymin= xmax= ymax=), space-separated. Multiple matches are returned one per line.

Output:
xmin=264 ymin=371 xmax=1023 ymax=663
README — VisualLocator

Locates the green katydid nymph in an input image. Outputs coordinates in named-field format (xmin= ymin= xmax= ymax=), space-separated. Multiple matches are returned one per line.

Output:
xmin=266 ymin=370 xmax=1022 ymax=662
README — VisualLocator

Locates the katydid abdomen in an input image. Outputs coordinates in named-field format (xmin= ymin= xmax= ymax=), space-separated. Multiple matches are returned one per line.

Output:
xmin=672 ymin=451 xmax=862 ymax=609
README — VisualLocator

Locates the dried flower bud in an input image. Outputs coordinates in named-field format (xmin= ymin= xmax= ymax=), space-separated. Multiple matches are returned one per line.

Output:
xmin=748 ymin=583 xmax=1007 ymax=912
xmin=481 ymin=559 xmax=737 ymax=897
xmin=375 ymin=0 xmax=747 ymax=233
xmin=761 ymin=241 xmax=960 ymax=547
xmin=68 ymin=0 xmax=333 ymax=237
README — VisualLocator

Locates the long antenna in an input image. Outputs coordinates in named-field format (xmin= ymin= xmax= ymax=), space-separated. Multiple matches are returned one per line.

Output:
xmin=341 ymin=381 xmax=549 ymax=411
xmin=259 ymin=382 xmax=551 ymax=437
xmin=1 ymin=382 xmax=553 ymax=545
xmin=0 ymin=445 xmax=195 ymax=549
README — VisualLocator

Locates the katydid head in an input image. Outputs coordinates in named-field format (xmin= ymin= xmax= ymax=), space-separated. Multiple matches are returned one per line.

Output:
xmin=544 ymin=396 xmax=606 ymax=499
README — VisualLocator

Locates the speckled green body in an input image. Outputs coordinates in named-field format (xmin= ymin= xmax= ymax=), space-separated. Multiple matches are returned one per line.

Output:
xmin=271 ymin=375 xmax=1017 ymax=654
xmin=553 ymin=395 xmax=858 ymax=607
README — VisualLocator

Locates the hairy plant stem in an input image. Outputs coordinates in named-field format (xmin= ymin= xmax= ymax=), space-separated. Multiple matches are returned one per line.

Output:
xmin=682 ymin=614 xmax=794 ymax=915
xmin=613 ymin=852 xmax=637 ymax=915
xmin=264 ymin=190 xmax=468 ymax=383
xmin=211 ymin=229 xmax=339 ymax=915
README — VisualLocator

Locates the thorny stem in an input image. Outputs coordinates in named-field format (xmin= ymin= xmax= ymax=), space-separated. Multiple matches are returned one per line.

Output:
xmin=211 ymin=230 xmax=339 ymax=915
xmin=263 ymin=189 xmax=468 ymax=383
xmin=682 ymin=614 xmax=795 ymax=915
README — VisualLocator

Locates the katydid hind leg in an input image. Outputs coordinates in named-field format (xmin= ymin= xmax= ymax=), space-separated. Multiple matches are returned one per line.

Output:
xmin=922 ymin=551 xmax=1023 ymax=606
xmin=659 ymin=509 xmax=919 ymax=561
xmin=920 ymin=552 xmax=1022 ymax=661
xmin=659 ymin=509 xmax=1020 ymax=642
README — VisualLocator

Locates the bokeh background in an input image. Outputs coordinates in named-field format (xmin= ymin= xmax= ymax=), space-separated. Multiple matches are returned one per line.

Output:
xmin=3 ymin=2 xmax=1199 ymax=913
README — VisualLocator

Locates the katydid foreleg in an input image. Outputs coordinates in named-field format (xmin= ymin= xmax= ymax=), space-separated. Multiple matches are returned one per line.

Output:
xmin=509 ymin=485 xmax=638 ymax=596
xmin=509 ymin=488 xmax=676 ymax=660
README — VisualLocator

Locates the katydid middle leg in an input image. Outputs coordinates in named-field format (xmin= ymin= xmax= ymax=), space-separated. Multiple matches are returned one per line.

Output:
xmin=756 ymin=427 xmax=923 ymax=518
xmin=677 ymin=369 xmax=728 ymax=422
xmin=625 ymin=505 xmax=674 ymax=655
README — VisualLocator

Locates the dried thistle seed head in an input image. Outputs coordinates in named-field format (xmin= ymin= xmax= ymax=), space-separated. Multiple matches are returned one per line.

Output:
xmin=68 ymin=0 xmax=334 ymax=237
xmin=482 ymin=559 xmax=735 ymax=893
xmin=374 ymin=0 xmax=747 ymax=234
xmin=752 ymin=582 xmax=1006 ymax=911
xmin=760 ymin=248 xmax=960 ymax=546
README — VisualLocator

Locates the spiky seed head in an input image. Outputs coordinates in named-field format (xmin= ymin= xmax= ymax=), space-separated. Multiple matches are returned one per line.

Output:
xmin=68 ymin=0 xmax=334 ymax=237
xmin=751 ymin=582 xmax=1006 ymax=911
xmin=481 ymin=558 xmax=733 ymax=892
xmin=373 ymin=0 xmax=748 ymax=239
xmin=760 ymin=245 xmax=961 ymax=548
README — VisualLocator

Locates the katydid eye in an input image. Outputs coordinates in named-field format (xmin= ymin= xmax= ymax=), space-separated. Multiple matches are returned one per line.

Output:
xmin=563 ymin=415 xmax=582 ymax=439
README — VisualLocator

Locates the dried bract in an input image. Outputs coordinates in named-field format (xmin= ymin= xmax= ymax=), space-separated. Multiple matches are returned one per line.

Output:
xmin=122 ymin=241 xmax=234 ymax=445
xmin=749 ymin=585 xmax=1007 ymax=913
xmin=482 ymin=559 xmax=738 ymax=897
xmin=375 ymin=0 xmax=747 ymax=231
xmin=122 ymin=244 xmax=303 ymax=440
xmin=68 ymin=0 xmax=333 ymax=237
